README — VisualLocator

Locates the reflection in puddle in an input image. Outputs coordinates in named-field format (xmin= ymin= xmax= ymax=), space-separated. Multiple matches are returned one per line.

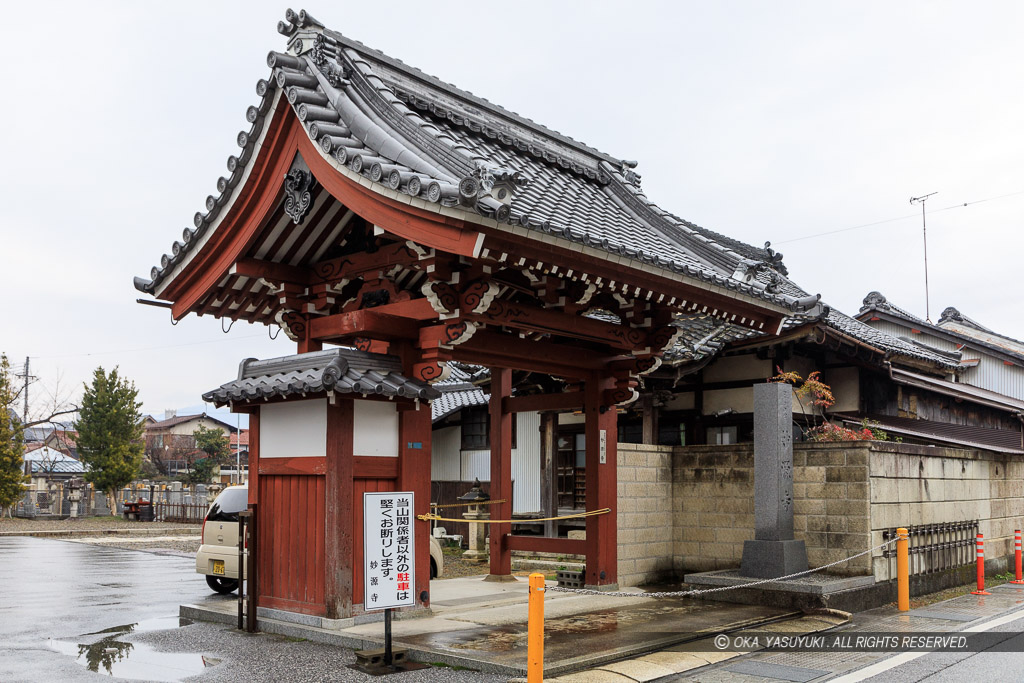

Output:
xmin=48 ymin=616 xmax=218 ymax=682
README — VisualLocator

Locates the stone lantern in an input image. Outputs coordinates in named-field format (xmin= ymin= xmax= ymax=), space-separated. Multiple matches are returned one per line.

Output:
xmin=67 ymin=478 xmax=84 ymax=519
xmin=459 ymin=479 xmax=490 ymax=564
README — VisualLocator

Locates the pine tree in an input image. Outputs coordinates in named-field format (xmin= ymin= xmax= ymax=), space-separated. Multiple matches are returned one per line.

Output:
xmin=0 ymin=354 xmax=26 ymax=515
xmin=74 ymin=367 xmax=144 ymax=512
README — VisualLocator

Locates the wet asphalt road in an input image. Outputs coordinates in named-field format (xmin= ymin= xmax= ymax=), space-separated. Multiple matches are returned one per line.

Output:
xmin=0 ymin=536 xmax=506 ymax=682
xmin=0 ymin=535 xmax=228 ymax=681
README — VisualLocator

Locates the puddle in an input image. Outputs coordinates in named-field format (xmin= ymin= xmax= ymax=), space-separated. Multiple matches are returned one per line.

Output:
xmin=48 ymin=616 xmax=219 ymax=681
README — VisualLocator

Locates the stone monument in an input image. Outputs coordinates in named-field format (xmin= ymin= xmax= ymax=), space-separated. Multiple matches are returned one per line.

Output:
xmin=740 ymin=382 xmax=808 ymax=578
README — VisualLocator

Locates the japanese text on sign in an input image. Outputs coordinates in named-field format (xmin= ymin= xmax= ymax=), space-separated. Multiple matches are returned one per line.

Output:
xmin=363 ymin=491 xmax=416 ymax=610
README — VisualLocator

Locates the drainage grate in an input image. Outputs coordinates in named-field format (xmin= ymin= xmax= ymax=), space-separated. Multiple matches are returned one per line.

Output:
xmin=723 ymin=660 xmax=831 ymax=682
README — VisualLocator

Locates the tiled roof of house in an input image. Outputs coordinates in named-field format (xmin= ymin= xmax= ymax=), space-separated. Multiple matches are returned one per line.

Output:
xmin=858 ymin=293 xmax=1024 ymax=366
xmin=134 ymin=9 xmax=821 ymax=319
xmin=203 ymin=347 xmax=440 ymax=406
xmin=665 ymin=279 xmax=961 ymax=370
xmin=147 ymin=413 xmax=236 ymax=433
xmin=24 ymin=447 xmax=87 ymax=474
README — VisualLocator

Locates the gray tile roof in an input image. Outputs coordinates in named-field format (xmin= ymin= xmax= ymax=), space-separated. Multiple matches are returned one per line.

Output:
xmin=24 ymin=447 xmax=87 ymax=474
xmin=203 ymin=348 xmax=439 ymax=407
xmin=859 ymin=292 xmax=1024 ymax=366
xmin=431 ymin=385 xmax=489 ymax=423
xmin=134 ymin=9 xmax=820 ymax=318
xmin=665 ymin=278 xmax=961 ymax=370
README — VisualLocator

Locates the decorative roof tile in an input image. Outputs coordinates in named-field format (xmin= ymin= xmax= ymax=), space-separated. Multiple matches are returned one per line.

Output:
xmin=203 ymin=348 xmax=439 ymax=407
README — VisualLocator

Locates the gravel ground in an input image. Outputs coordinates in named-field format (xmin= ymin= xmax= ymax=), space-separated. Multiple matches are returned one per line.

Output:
xmin=0 ymin=517 xmax=197 ymax=533
xmin=128 ymin=620 xmax=511 ymax=682
xmin=440 ymin=549 xmax=490 ymax=579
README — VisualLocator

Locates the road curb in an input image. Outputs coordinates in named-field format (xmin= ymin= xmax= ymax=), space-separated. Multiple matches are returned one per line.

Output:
xmin=0 ymin=526 xmax=201 ymax=538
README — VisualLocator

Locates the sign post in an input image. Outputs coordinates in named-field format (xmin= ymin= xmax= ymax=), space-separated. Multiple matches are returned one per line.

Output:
xmin=358 ymin=490 xmax=417 ymax=672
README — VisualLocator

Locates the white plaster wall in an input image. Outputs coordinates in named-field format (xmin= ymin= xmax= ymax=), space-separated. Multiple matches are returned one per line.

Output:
xmin=704 ymin=354 xmax=770 ymax=382
xmin=260 ymin=399 xmax=327 ymax=458
xmin=829 ymin=367 xmax=861 ymax=413
xmin=703 ymin=388 xmax=754 ymax=415
xmin=353 ymin=400 xmax=399 ymax=457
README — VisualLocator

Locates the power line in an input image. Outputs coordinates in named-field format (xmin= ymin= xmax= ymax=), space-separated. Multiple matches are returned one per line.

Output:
xmin=33 ymin=333 xmax=270 ymax=360
xmin=774 ymin=189 xmax=1024 ymax=245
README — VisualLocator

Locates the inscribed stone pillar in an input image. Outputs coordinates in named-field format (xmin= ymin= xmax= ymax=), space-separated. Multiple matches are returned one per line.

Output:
xmin=740 ymin=382 xmax=808 ymax=579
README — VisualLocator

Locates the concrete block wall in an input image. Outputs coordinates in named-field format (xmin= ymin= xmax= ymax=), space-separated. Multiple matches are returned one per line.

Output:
xmin=616 ymin=443 xmax=675 ymax=587
xmin=670 ymin=443 xmax=871 ymax=578
xmin=617 ymin=440 xmax=1019 ymax=585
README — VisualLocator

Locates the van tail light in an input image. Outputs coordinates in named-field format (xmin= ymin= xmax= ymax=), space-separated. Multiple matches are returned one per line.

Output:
xmin=201 ymin=517 xmax=207 ymax=543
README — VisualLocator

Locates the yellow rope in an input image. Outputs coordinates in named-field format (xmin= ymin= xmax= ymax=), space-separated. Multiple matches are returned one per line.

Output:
xmin=430 ymin=498 xmax=507 ymax=509
xmin=417 ymin=507 xmax=611 ymax=524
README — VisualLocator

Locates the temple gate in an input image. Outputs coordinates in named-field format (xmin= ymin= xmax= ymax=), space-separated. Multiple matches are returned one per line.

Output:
xmin=135 ymin=8 xmax=819 ymax=620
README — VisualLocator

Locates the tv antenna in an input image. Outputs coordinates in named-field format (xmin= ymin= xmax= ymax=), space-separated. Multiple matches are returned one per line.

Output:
xmin=909 ymin=192 xmax=937 ymax=322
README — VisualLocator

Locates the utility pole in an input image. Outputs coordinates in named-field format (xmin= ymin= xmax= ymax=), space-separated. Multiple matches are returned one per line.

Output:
xmin=909 ymin=192 xmax=937 ymax=322
xmin=15 ymin=357 xmax=35 ymax=424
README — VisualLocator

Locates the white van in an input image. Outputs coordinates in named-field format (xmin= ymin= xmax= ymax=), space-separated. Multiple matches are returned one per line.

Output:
xmin=196 ymin=484 xmax=444 ymax=594
xmin=196 ymin=484 xmax=249 ymax=594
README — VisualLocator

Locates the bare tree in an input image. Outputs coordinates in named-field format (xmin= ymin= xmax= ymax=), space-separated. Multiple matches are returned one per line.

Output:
xmin=145 ymin=433 xmax=197 ymax=477
xmin=14 ymin=367 xmax=79 ymax=431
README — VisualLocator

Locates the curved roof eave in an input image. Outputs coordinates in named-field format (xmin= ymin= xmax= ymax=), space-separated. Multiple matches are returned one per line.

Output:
xmin=134 ymin=11 xmax=819 ymax=318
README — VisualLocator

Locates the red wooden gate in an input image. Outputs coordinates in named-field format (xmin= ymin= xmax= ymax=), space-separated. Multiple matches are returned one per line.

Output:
xmin=257 ymin=472 xmax=326 ymax=616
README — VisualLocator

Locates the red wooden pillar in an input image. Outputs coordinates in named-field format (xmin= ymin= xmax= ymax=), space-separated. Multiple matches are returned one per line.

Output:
xmin=399 ymin=402 xmax=433 ymax=607
xmin=487 ymin=367 xmax=514 ymax=579
xmin=585 ymin=372 xmax=618 ymax=587
xmin=325 ymin=398 xmax=354 ymax=619
xmin=246 ymin=411 xmax=260 ymax=507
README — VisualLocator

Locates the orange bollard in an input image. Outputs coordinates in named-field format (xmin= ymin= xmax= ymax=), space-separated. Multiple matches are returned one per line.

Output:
xmin=971 ymin=533 xmax=991 ymax=595
xmin=896 ymin=528 xmax=910 ymax=611
xmin=528 ymin=572 xmax=545 ymax=683
xmin=1012 ymin=530 xmax=1024 ymax=585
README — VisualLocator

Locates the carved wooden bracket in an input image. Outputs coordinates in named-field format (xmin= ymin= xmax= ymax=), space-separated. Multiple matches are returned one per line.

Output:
xmin=421 ymin=280 xmax=459 ymax=317
xmin=461 ymin=280 xmax=500 ymax=315
xmin=275 ymin=309 xmax=307 ymax=342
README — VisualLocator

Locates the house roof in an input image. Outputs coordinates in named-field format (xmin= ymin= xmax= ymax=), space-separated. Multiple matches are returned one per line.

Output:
xmin=203 ymin=347 xmax=440 ymax=407
xmin=147 ymin=413 xmax=237 ymax=433
xmin=431 ymin=385 xmax=489 ymax=423
xmin=24 ymin=447 xmax=88 ymax=474
xmin=858 ymin=292 xmax=1024 ymax=367
xmin=888 ymin=365 xmax=1024 ymax=414
xmin=664 ymin=278 xmax=961 ymax=371
xmin=835 ymin=413 xmax=1024 ymax=455
xmin=133 ymin=9 xmax=822 ymax=323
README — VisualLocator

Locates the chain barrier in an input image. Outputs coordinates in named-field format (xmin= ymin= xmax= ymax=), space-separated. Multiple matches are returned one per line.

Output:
xmin=430 ymin=499 xmax=507 ymax=510
xmin=418 ymin=507 xmax=611 ymax=525
xmin=546 ymin=538 xmax=897 ymax=599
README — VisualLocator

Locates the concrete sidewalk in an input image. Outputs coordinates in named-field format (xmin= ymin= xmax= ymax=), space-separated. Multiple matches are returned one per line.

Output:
xmin=183 ymin=576 xmax=827 ymax=677
xmin=665 ymin=581 xmax=1024 ymax=682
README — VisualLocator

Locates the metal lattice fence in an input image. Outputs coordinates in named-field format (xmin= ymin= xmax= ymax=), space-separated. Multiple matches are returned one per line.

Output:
xmin=882 ymin=521 xmax=979 ymax=576
xmin=155 ymin=502 xmax=208 ymax=524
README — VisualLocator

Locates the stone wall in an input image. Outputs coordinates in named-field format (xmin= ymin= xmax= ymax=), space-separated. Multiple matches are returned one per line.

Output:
xmin=867 ymin=443 xmax=1024 ymax=580
xmin=616 ymin=441 xmax=1021 ymax=586
xmin=616 ymin=443 xmax=675 ymax=587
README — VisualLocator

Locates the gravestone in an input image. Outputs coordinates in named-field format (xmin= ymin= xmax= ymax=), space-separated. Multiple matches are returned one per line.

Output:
xmin=740 ymin=382 xmax=808 ymax=579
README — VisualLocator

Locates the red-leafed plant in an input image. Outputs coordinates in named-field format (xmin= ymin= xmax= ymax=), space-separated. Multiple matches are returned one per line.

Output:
xmin=768 ymin=367 xmax=891 ymax=442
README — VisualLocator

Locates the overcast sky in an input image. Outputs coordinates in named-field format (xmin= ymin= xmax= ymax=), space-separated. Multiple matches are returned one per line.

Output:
xmin=2 ymin=1 xmax=1021 ymax=427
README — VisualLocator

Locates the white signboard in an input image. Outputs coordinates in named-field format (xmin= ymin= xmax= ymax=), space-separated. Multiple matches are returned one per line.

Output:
xmin=363 ymin=491 xmax=416 ymax=611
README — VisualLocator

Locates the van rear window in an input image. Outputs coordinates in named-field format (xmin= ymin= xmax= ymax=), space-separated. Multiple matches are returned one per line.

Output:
xmin=206 ymin=487 xmax=248 ymax=522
